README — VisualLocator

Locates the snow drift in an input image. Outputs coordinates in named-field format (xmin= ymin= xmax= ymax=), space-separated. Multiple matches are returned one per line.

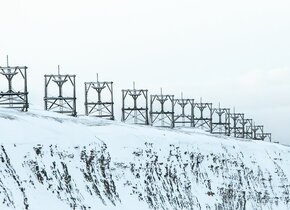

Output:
xmin=0 ymin=108 xmax=289 ymax=210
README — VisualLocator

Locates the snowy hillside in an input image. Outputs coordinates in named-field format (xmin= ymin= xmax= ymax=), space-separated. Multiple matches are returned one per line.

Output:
xmin=0 ymin=108 xmax=289 ymax=210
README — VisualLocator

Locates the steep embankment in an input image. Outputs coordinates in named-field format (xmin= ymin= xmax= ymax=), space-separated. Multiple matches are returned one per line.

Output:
xmin=0 ymin=109 xmax=289 ymax=210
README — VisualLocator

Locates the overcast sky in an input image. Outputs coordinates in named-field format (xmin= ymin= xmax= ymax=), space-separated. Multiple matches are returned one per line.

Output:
xmin=0 ymin=0 xmax=289 ymax=145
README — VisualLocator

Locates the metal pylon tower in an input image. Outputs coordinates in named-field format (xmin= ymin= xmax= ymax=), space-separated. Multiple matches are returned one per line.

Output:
xmin=252 ymin=123 xmax=271 ymax=142
xmin=173 ymin=92 xmax=194 ymax=127
xmin=150 ymin=88 xmax=174 ymax=128
xmin=193 ymin=98 xmax=212 ymax=132
xmin=252 ymin=124 xmax=262 ymax=140
xmin=244 ymin=118 xmax=253 ymax=139
xmin=211 ymin=103 xmax=230 ymax=136
xmin=84 ymin=74 xmax=114 ymax=120
xmin=44 ymin=65 xmax=77 ymax=116
xmin=252 ymin=124 xmax=270 ymax=141
xmin=121 ymin=82 xmax=148 ymax=125
xmin=262 ymin=133 xmax=272 ymax=142
xmin=0 ymin=56 xmax=28 ymax=111
xmin=229 ymin=109 xmax=245 ymax=138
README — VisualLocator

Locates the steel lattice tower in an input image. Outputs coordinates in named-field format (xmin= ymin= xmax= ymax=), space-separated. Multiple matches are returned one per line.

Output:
xmin=193 ymin=98 xmax=212 ymax=132
xmin=84 ymin=74 xmax=114 ymax=120
xmin=262 ymin=133 xmax=272 ymax=142
xmin=0 ymin=56 xmax=28 ymax=111
xmin=173 ymin=92 xmax=194 ymax=127
xmin=244 ymin=118 xmax=253 ymax=139
xmin=211 ymin=103 xmax=230 ymax=136
xmin=252 ymin=123 xmax=271 ymax=142
xmin=229 ymin=109 xmax=245 ymax=138
xmin=44 ymin=65 xmax=77 ymax=116
xmin=121 ymin=82 xmax=148 ymax=125
xmin=150 ymin=88 xmax=174 ymax=128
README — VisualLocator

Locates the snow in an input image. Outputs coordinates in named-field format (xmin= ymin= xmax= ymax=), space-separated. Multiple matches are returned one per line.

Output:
xmin=0 ymin=108 xmax=289 ymax=210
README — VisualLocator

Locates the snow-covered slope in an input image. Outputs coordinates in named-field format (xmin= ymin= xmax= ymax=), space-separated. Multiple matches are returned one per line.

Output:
xmin=0 ymin=108 xmax=289 ymax=210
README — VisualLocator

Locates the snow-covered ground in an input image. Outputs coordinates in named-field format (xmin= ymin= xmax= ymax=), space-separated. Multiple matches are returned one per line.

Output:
xmin=0 ymin=108 xmax=289 ymax=210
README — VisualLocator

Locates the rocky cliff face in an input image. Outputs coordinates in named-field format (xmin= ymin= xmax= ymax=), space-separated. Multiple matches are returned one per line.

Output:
xmin=0 ymin=109 xmax=289 ymax=210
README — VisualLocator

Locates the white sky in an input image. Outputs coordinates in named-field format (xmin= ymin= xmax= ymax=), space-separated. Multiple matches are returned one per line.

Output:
xmin=0 ymin=0 xmax=290 ymax=145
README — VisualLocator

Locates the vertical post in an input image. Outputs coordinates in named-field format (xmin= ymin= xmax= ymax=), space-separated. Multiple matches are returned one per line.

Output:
xmin=171 ymin=96 xmax=175 ymax=128
xmin=111 ymin=82 xmax=114 ymax=120
xmin=84 ymin=83 xmax=88 ymax=115
xmin=121 ymin=90 xmax=125 ymax=122
xmin=24 ymin=67 xmax=28 ymax=110
xmin=242 ymin=115 xmax=245 ymax=138
xmin=191 ymin=100 xmax=194 ymax=127
xmin=209 ymin=104 xmax=213 ymax=133
xmin=145 ymin=90 xmax=149 ymax=125
xmin=150 ymin=95 xmax=153 ymax=126
xmin=73 ymin=75 xmax=77 ymax=116
xmin=44 ymin=76 xmax=48 ymax=110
